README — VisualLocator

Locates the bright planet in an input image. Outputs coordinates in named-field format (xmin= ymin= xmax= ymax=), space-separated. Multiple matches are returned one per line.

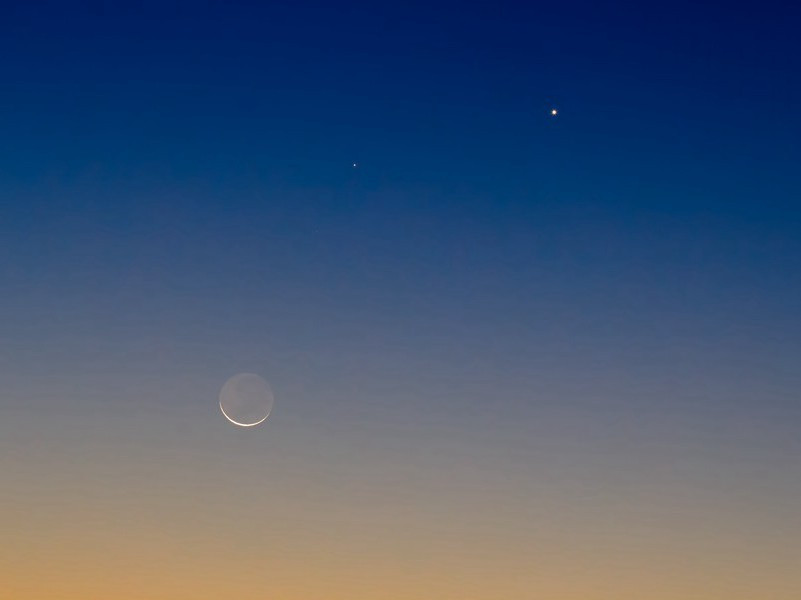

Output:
xmin=219 ymin=373 xmax=275 ymax=427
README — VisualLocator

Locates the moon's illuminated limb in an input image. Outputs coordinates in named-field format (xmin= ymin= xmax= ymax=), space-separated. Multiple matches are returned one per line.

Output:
xmin=218 ymin=373 xmax=274 ymax=427
xmin=219 ymin=401 xmax=270 ymax=427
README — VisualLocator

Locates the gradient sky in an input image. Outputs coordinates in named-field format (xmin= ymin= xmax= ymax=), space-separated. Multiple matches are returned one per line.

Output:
xmin=2 ymin=2 xmax=801 ymax=598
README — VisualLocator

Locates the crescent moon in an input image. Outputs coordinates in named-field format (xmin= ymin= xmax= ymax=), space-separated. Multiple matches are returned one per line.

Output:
xmin=218 ymin=373 xmax=274 ymax=427
xmin=219 ymin=400 xmax=270 ymax=427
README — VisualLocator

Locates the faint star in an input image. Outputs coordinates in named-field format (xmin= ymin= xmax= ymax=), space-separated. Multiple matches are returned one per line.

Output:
xmin=551 ymin=109 xmax=558 ymax=116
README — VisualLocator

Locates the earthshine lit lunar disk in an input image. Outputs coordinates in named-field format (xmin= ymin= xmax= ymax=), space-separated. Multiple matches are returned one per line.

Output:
xmin=219 ymin=373 xmax=274 ymax=427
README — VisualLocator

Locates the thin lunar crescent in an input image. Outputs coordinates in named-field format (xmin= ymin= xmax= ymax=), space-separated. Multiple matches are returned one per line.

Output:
xmin=219 ymin=373 xmax=275 ymax=427
xmin=219 ymin=408 xmax=269 ymax=427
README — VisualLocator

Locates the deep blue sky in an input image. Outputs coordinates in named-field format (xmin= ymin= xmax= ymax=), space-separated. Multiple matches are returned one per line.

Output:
xmin=2 ymin=1 xmax=800 ymax=403
xmin=1 ymin=3 xmax=801 ymax=596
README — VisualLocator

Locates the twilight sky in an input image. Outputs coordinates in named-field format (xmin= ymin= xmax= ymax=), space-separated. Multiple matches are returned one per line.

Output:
xmin=1 ymin=2 xmax=800 ymax=598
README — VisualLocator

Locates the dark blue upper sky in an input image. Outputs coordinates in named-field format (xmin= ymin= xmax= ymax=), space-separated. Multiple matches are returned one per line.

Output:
xmin=1 ymin=0 xmax=800 ymax=424
xmin=3 ymin=1 xmax=800 ymax=198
